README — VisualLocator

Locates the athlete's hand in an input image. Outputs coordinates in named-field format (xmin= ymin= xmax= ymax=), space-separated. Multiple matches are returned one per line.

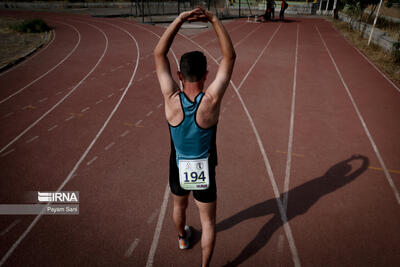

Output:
xmin=197 ymin=7 xmax=217 ymax=22
xmin=179 ymin=8 xmax=204 ymax=22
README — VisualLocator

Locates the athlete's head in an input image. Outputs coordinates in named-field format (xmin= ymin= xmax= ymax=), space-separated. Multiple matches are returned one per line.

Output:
xmin=178 ymin=51 xmax=207 ymax=83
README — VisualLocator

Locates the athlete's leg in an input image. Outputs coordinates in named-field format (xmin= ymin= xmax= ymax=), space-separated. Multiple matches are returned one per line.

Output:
xmin=195 ymin=199 xmax=216 ymax=267
xmin=173 ymin=194 xmax=189 ymax=236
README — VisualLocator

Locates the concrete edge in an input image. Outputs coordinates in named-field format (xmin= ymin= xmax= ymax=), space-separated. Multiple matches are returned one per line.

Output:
xmin=337 ymin=12 xmax=397 ymax=52
xmin=0 ymin=29 xmax=53 ymax=73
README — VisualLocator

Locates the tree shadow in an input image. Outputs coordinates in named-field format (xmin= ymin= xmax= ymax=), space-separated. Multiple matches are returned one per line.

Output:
xmin=217 ymin=155 xmax=369 ymax=266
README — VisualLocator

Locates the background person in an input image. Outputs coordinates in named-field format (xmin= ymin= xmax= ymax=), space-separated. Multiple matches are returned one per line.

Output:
xmin=280 ymin=0 xmax=288 ymax=21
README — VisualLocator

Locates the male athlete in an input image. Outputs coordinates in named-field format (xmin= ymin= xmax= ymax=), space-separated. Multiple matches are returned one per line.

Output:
xmin=154 ymin=7 xmax=235 ymax=267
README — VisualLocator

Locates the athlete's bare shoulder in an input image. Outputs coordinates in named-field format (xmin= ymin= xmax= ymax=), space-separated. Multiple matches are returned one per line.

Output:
xmin=196 ymin=92 xmax=220 ymax=129
xmin=165 ymin=91 xmax=183 ymax=126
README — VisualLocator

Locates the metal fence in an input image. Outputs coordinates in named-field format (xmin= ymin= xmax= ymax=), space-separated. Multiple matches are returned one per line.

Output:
xmin=128 ymin=0 xmax=258 ymax=23
xmin=0 ymin=1 xmax=260 ymax=22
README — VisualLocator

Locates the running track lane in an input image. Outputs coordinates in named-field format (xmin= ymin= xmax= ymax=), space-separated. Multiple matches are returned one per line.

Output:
xmin=1 ymin=14 xmax=400 ymax=267
xmin=0 ymin=13 xmax=138 ymax=266
xmin=0 ymin=18 xmax=80 ymax=102
xmin=0 ymin=19 xmax=107 ymax=153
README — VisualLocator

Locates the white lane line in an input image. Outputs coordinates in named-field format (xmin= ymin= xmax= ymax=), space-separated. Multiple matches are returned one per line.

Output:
xmin=0 ymin=149 xmax=15 ymax=157
xmin=91 ymin=77 xmax=96 ymax=80
xmin=329 ymin=23 xmax=400 ymax=93
xmin=38 ymin=97 xmax=48 ymax=103
xmin=0 ymin=22 xmax=81 ymax=104
xmin=138 ymin=77 xmax=143 ymax=82
xmin=316 ymin=25 xmax=400 ymax=206
xmin=124 ymin=238 xmax=140 ymax=258
xmin=55 ymin=91 xmax=63 ymax=96
xmin=0 ymin=29 xmax=56 ymax=77
xmin=157 ymin=103 xmax=163 ymax=109
xmin=231 ymin=94 xmax=235 ymax=99
xmin=135 ymin=120 xmax=142 ymax=127
xmin=65 ymin=115 xmax=74 ymax=122
xmin=95 ymin=99 xmax=103 ymax=105
xmin=86 ymin=156 xmax=98 ymax=166
xmin=216 ymin=24 xmax=262 ymax=61
xmin=235 ymin=26 xmax=281 ymax=92
xmin=101 ymin=72 xmax=106 ymax=76
xmin=147 ymin=209 xmax=159 ymax=224
xmin=180 ymin=25 xmax=301 ymax=267
xmin=118 ymin=87 xmax=125 ymax=91
xmin=222 ymin=107 xmax=226 ymax=113
xmin=203 ymin=22 xmax=247 ymax=47
xmin=111 ymin=65 xmax=123 ymax=72
xmin=26 ymin=136 xmax=39 ymax=144
xmin=0 ymin=220 xmax=21 ymax=236
xmin=0 ymin=22 xmax=109 ymax=155
xmin=283 ymin=25 xmax=299 ymax=212
xmin=146 ymin=111 xmax=153 ymax=117
xmin=3 ymin=112 xmax=14 ymax=118
xmin=0 ymin=21 xmax=121 ymax=267
xmin=146 ymin=184 xmax=170 ymax=267
xmin=81 ymin=107 xmax=90 ymax=113
xmin=107 ymin=93 xmax=114 ymax=98
xmin=120 ymin=130 xmax=130 ymax=137
xmin=104 ymin=142 xmax=115 ymax=151
xmin=121 ymin=21 xmax=180 ymax=267
xmin=145 ymin=73 xmax=150 ymax=78
xmin=47 ymin=125 xmax=58 ymax=132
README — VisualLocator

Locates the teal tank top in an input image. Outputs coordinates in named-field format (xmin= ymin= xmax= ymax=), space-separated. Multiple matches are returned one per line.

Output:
xmin=169 ymin=92 xmax=217 ymax=166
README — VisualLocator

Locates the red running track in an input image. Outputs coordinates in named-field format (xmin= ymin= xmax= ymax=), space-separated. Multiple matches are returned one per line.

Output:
xmin=0 ymin=11 xmax=399 ymax=267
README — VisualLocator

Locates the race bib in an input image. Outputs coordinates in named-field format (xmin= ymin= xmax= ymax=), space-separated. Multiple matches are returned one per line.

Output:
xmin=178 ymin=157 xmax=209 ymax=190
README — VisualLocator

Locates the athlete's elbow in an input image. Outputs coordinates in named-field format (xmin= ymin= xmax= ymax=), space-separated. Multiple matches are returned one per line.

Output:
xmin=222 ymin=52 xmax=236 ymax=64
xmin=226 ymin=49 xmax=236 ymax=61
xmin=153 ymin=44 xmax=166 ymax=58
xmin=153 ymin=47 xmax=162 ymax=58
xmin=226 ymin=52 xmax=236 ymax=65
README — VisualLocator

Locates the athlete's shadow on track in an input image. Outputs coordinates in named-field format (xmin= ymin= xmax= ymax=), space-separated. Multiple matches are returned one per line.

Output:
xmin=217 ymin=155 xmax=369 ymax=266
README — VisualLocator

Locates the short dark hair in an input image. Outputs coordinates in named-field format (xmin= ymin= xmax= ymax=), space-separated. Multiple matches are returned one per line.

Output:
xmin=179 ymin=51 xmax=207 ymax=82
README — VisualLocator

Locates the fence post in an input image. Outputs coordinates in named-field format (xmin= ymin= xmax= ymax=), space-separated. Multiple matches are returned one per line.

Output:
xmin=325 ymin=0 xmax=330 ymax=14
xmin=368 ymin=0 xmax=384 ymax=46
xmin=318 ymin=0 xmax=322 ymax=15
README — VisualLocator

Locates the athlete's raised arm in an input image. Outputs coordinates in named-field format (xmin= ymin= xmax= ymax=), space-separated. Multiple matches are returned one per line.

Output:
xmin=201 ymin=9 xmax=236 ymax=102
xmin=154 ymin=8 xmax=203 ymax=99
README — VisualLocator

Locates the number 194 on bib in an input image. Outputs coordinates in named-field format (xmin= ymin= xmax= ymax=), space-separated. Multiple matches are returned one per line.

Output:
xmin=178 ymin=158 xmax=210 ymax=190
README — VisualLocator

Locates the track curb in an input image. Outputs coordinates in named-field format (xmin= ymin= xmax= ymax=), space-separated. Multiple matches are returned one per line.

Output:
xmin=0 ymin=29 xmax=53 ymax=73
